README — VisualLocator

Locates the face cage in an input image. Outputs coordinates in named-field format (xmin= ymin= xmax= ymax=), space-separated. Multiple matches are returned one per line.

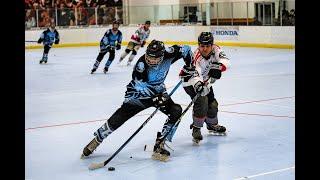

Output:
xmin=112 ymin=24 xmax=119 ymax=30
xmin=145 ymin=55 xmax=163 ymax=67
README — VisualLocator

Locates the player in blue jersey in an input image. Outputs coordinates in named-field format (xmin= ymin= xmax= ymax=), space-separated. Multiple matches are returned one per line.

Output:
xmin=91 ymin=20 xmax=123 ymax=74
xmin=82 ymin=40 xmax=193 ymax=161
xmin=37 ymin=22 xmax=60 ymax=64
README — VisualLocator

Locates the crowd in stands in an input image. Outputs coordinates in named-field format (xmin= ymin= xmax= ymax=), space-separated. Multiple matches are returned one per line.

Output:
xmin=25 ymin=0 xmax=122 ymax=9
xmin=282 ymin=9 xmax=295 ymax=25
xmin=25 ymin=0 xmax=123 ymax=28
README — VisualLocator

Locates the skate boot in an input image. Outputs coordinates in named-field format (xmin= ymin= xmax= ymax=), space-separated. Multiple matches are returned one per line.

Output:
xmin=152 ymin=132 xmax=170 ymax=162
xmin=40 ymin=54 xmax=48 ymax=64
xmin=103 ymin=67 xmax=108 ymax=74
xmin=117 ymin=58 xmax=123 ymax=64
xmin=43 ymin=57 xmax=48 ymax=63
xmin=207 ymin=124 xmax=226 ymax=136
xmin=81 ymin=137 xmax=101 ymax=159
xmin=91 ymin=68 xmax=97 ymax=74
xmin=190 ymin=124 xmax=203 ymax=145
xmin=39 ymin=57 xmax=46 ymax=64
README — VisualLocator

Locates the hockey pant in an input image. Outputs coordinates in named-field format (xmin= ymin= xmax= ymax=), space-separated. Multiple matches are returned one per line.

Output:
xmin=94 ymin=97 xmax=182 ymax=143
xmin=119 ymin=41 xmax=141 ymax=63
xmin=93 ymin=48 xmax=115 ymax=70
xmin=183 ymin=86 xmax=219 ymax=128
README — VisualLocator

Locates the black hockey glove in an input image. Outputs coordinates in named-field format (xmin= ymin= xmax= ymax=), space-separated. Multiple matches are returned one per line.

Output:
xmin=141 ymin=41 xmax=146 ymax=48
xmin=37 ymin=38 xmax=43 ymax=44
xmin=152 ymin=94 xmax=168 ymax=108
xmin=179 ymin=65 xmax=198 ymax=83
xmin=194 ymin=81 xmax=210 ymax=96
xmin=208 ymin=62 xmax=222 ymax=79
xmin=54 ymin=39 xmax=59 ymax=44
xmin=116 ymin=44 xmax=121 ymax=50
xmin=193 ymin=81 xmax=205 ymax=93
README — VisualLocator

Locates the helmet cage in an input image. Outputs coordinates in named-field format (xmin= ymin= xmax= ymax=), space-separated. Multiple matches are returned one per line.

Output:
xmin=145 ymin=55 xmax=163 ymax=67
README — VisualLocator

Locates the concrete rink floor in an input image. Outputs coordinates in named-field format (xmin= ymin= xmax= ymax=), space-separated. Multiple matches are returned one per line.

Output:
xmin=25 ymin=45 xmax=295 ymax=180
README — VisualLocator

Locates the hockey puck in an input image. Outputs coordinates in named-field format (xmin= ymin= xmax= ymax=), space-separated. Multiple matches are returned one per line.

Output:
xmin=108 ymin=167 xmax=115 ymax=171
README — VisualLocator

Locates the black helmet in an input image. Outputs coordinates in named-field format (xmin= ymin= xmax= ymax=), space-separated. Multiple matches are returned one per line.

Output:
xmin=198 ymin=32 xmax=214 ymax=45
xmin=145 ymin=20 xmax=151 ymax=25
xmin=145 ymin=40 xmax=165 ymax=67
xmin=112 ymin=20 xmax=120 ymax=25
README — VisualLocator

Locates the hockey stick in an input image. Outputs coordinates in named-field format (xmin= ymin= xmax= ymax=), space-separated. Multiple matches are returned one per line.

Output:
xmin=88 ymin=80 xmax=182 ymax=170
xmin=25 ymin=40 xmax=38 ymax=43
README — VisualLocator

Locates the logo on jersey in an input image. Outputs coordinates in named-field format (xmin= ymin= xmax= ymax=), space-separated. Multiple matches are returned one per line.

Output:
xmin=136 ymin=62 xmax=145 ymax=73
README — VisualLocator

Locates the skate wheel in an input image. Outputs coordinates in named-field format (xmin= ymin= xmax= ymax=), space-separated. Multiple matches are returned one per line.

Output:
xmin=208 ymin=131 xmax=227 ymax=136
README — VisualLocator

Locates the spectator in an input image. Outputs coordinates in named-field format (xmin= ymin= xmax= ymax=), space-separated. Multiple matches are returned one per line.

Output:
xmin=32 ymin=0 xmax=40 ymax=9
xmin=289 ymin=9 xmax=295 ymax=25
xmin=77 ymin=6 xmax=89 ymax=25
xmin=25 ymin=0 xmax=123 ymax=27
xmin=58 ymin=3 xmax=70 ymax=26
xmin=25 ymin=9 xmax=36 ymax=28
xmin=38 ymin=9 xmax=51 ymax=27
xmin=25 ymin=0 xmax=33 ymax=9
xmin=282 ymin=9 xmax=290 ymax=25
xmin=86 ymin=0 xmax=97 ymax=7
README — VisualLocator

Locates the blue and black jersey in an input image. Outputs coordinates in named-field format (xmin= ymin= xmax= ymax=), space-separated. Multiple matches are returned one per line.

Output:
xmin=100 ymin=29 xmax=122 ymax=49
xmin=38 ymin=28 xmax=59 ymax=46
xmin=124 ymin=45 xmax=193 ymax=101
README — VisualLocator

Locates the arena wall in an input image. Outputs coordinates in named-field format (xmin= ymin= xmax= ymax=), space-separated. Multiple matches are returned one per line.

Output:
xmin=25 ymin=25 xmax=294 ymax=49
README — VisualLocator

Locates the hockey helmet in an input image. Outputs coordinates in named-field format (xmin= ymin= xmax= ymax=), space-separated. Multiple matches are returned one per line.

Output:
xmin=198 ymin=32 xmax=214 ymax=45
xmin=112 ymin=20 xmax=120 ymax=30
xmin=145 ymin=40 xmax=165 ymax=67
xmin=112 ymin=20 xmax=120 ymax=25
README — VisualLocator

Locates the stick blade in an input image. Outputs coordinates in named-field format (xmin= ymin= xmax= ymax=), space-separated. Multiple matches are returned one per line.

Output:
xmin=88 ymin=162 xmax=104 ymax=170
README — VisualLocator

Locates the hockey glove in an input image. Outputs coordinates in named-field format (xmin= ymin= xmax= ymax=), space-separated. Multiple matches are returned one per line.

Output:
xmin=208 ymin=62 xmax=222 ymax=79
xmin=179 ymin=65 xmax=198 ymax=83
xmin=116 ymin=44 xmax=121 ymax=50
xmin=37 ymin=38 xmax=43 ymax=44
xmin=54 ymin=39 xmax=59 ymax=44
xmin=152 ymin=94 xmax=168 ymax=108
xmin=141 ymin=41 xmax=146 ymax=48
xmin=193 ymin=81 xmax=205 ymax=93
xmin=193 ymin=81 xmax=210 ymax=96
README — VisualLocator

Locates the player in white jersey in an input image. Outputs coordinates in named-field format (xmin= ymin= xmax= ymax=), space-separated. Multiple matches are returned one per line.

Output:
xmin=118 ymin=20 xmax=151 ymax=66
xmin=179 ymin=32 xmax=231 ymax=144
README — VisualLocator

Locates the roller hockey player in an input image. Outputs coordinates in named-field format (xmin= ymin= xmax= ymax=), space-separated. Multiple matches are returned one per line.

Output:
xmin=118 ymin=20 xmax=151 ymax=66
xmin=179 ymin=32 xmax=230 ymax=145
xmin=82 ymin=40 xmax=193 ymax=161
xmin=37 ymin=22 xmax=59 ymax=64
xmin=91 ymin=20 xmax=122 ymax=74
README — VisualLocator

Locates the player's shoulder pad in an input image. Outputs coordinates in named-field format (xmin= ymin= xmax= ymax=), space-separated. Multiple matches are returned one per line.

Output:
xmin=165 ymin=46 xmax=175 ymax=53
xmin=135 ymin=60 xmax=145 ymax=73
xmin=180 ymin=45 xmax=192 ymax=57
xmin=193 ymin=48 xmax=202 ymax=63
xmin=44 ymin=29 xmax=50 ymax=33
xmin=106 ymin=29 xmax=112 ymax=34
